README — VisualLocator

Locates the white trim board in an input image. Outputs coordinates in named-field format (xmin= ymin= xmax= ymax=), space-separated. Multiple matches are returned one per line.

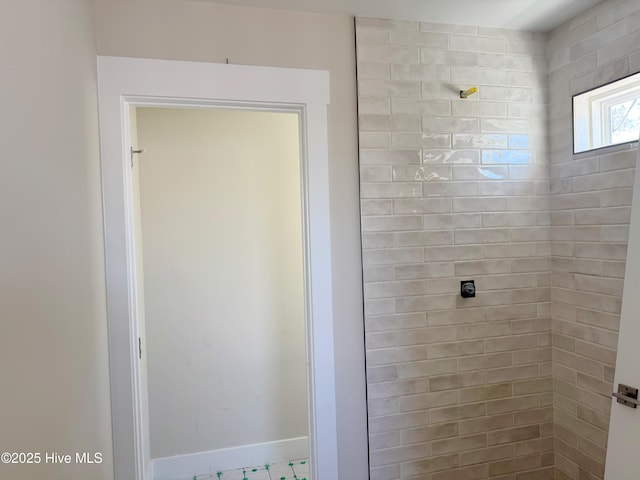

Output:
xmin=152 ymin=437 xmax=308 ymax=479
xmin=97 ymin=56 xmax=338 ymax=480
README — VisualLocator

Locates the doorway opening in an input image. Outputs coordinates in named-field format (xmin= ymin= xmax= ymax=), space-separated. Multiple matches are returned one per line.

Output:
xmin=131 ymin=106 xmax=309 ymax=478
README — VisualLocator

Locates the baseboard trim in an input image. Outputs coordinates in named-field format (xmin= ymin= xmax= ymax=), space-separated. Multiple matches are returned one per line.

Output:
xmin=152 ymin=436 xmax=308 ymax=479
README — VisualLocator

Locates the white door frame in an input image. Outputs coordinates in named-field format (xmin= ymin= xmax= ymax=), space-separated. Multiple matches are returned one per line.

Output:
xmin=96 ymin=56 xmax=338 ymax=480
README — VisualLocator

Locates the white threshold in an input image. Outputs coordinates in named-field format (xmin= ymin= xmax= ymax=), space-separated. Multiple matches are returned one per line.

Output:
xmin=152 ymin=436 xmax=309 ymax=479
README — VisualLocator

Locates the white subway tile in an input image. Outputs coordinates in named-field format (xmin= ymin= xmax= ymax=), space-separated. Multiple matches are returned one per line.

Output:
xmin=570 ymin=57 xmax=630 ymax=95
xmin=392 ymin=165 xmax=452 ymax=181
xmin=423 ymin=150 xmax=480 ymax=164
xmin=366 ymin=312 xmax=427 ymax=332
xmin=358 ymin=45 xmax=421 ymax=64
xmin=572 ymin=169 xmax=634 ymax=192
xmin=454 ymin=228 xmax=511 ymax=245
xmin=390 ymin=30 xmax=449 ymax=48
xmin=360 ymin=114 xmax=393 ymax=131
xmin=574 ymin=206 xmax=631 ymax=225
xmin=360 ymin=131 xmax=390 ymax=148
xmin=570 ymin=19 xmax=629 ymax=61
xmin=451 ymin=66 xmax=508 ymax=85
xmin=508 ymin=103 xmax=545 ymax=118
xmin=602 ymin=225 xmax=629 ymax=242
xmin=452 ymin=101 xmax=508 ymax=117
xmin=423 ymin=181 xmax=481 ymax=197
xmin=358 ymin=63 xmax=391 ymax=80
xmin=392 ymin=98 xmax=451 ymax=115
xmin=422 ymin=213 xmax=483 ymax=229
xmin=362 ymin=215 xmax=423 ymax=232
xmin=599 ymin=149 xmax=637 ymax=172
xmin=453 ymin=196 xmax=508 ymax=212
xmin=365 ymin=299 xmax=396 ymax=315
xmin=361 ymin=166 xmax=393 ymax=182
xmin=454 ymin=245 xmax=484 ymax=260
xmin=357 ymin=27 xmax=390 ymax=45
xmin=453 ymin=134 xmax=508 ymax=149
xmin=366 ymin=332 xmax=398 ymax=349
xmin=423 ymin=246 xmax=456 ymax=262
xmin=362 ymin=233 xmax=394 ymax=249
xmin=507 ymin=71 xmax=545 ymax=87
xmin=391 ymin=64 xmax=451 ymax=81
xmin=397 ymin=358 xmax=459 ymax=379
xmin=482 ymin=212 xmax=537 ymax=227
xmin=393 ymin=198 xmax=452 ymax=214
xmin=480 ymin=86 xmax=533 ymax=102
xmin=450 ymin=34 xmax=505 ymax=53
xmin=481 ymin=181 xmax=535 ymax=196
xmin=364 ymin=265 xmax=395 ymax=283
xmin=396 ymin=294 xmax=457 ymax=313
xmin=365 ymin=281 xmax=426 ymax=300
xmin=361 ymin=149 xmax=421 ymax=165
xmin=631 ymin=50 xmax=640 ymax=74
xmin=479 ymin=28 xmax=535 ymax=40
xmin=392 ymin=132 xmax=451 ymax=148
xmin=363 ymin=248 xmax=424 ymax=266
xmin=359 ymin=97 xmax=391 ymax=115
xmin=419 ymin=22 xmax=454 ymax=33
xmin=478 ymin=53 xmax=533 ymax=71
xmin=394 ymin=262 xmax=455 ymax=279
xmin=569 ymin=52 xmax=598 ymax=79
xmin=356 ymin=17 xmax=418 ymax=30
xmin=421 ymin=48 xmax=478 ymax=66
xmin=421 ymin=82 xmax=465 ymax=99
xmin=547 ymin=17 xmax=597 ymax=57
xmin=506 ymin=39 xmax=546 ymax=56
xmin=361 ymin=199 xmax=393 ymax=216
xmin=454 ymin=259 xmax=511 ymax=275
xmin=393 ymin=230 xmax=453 ymax=247
xmin=359 ymin=79 xmax=421 ymax=98
xmin=361 ymin=182 xmax=422 ymax=199
xmin=421 ymin=116 xmax=479 ymax=133
xmin=597 ymin=0 xmax=640 ymax=29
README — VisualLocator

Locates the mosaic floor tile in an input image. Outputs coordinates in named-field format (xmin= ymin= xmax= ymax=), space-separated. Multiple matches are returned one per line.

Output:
xmin=188 ymin=459 xmax=309 ymax=480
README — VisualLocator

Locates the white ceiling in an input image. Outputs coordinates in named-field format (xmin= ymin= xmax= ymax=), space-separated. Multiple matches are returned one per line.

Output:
xmin=202 ymin=0 xmax=602 ymax=32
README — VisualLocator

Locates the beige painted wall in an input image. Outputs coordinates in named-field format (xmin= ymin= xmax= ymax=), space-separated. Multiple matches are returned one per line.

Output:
xmin=0 ymin=0 xmax=113 ymax=479
xmin=135 ymin=107 xmax=308 ymax=459
xmin=94 ymin=1 xmax=368 ymax=476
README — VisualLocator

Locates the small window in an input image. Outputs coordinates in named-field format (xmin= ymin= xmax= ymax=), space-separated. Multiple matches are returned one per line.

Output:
xmin=573 ymin=72 xmax=640 ymax=153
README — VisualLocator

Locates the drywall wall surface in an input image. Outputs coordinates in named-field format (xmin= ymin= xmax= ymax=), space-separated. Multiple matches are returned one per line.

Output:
xmin=356 ymin=18 xmax=553 ymax=479
xmin=546 ymin=1 xmax=640 ymax=479
xmin=94 ymin=1 xmax=368 ymax=475
xmin=135 ymin=107 xmax=307 ymax=458
xmin=0 ymin=0 xmax=113 ymax=479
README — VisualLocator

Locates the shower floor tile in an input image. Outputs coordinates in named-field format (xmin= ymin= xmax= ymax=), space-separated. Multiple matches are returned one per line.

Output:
xmin=192 ymin=459 xmax=309 ymax=480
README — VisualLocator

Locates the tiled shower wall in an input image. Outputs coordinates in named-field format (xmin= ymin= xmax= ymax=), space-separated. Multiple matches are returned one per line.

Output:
xmin=547 ymin=1 xmax=640 ymax=479
xmin=356 ymin=19 xmax=554 ymax=479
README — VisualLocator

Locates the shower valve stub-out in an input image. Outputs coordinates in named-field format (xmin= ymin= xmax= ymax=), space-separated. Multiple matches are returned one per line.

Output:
xmin=460 ymin=87 xmax=478 ymax=99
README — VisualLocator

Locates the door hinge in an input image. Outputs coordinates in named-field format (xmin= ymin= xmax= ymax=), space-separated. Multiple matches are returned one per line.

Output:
xmin=138 ymin=337 xmax=142 ymax=360
xmin=130 ymin=147 xmax=144 ymax=168
xmin=613 ymin=383 xmax=639 ymax=408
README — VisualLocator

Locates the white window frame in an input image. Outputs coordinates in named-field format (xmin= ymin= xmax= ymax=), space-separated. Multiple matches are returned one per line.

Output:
xmin=600 ymin=87 xmax=640 ymax=145
xmin=573 ymin=71 xmax=640 ymax=153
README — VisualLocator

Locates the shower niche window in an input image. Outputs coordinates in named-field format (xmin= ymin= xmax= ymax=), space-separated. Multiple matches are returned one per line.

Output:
xmin=573 ymin=71 xmax=640 ymax=153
